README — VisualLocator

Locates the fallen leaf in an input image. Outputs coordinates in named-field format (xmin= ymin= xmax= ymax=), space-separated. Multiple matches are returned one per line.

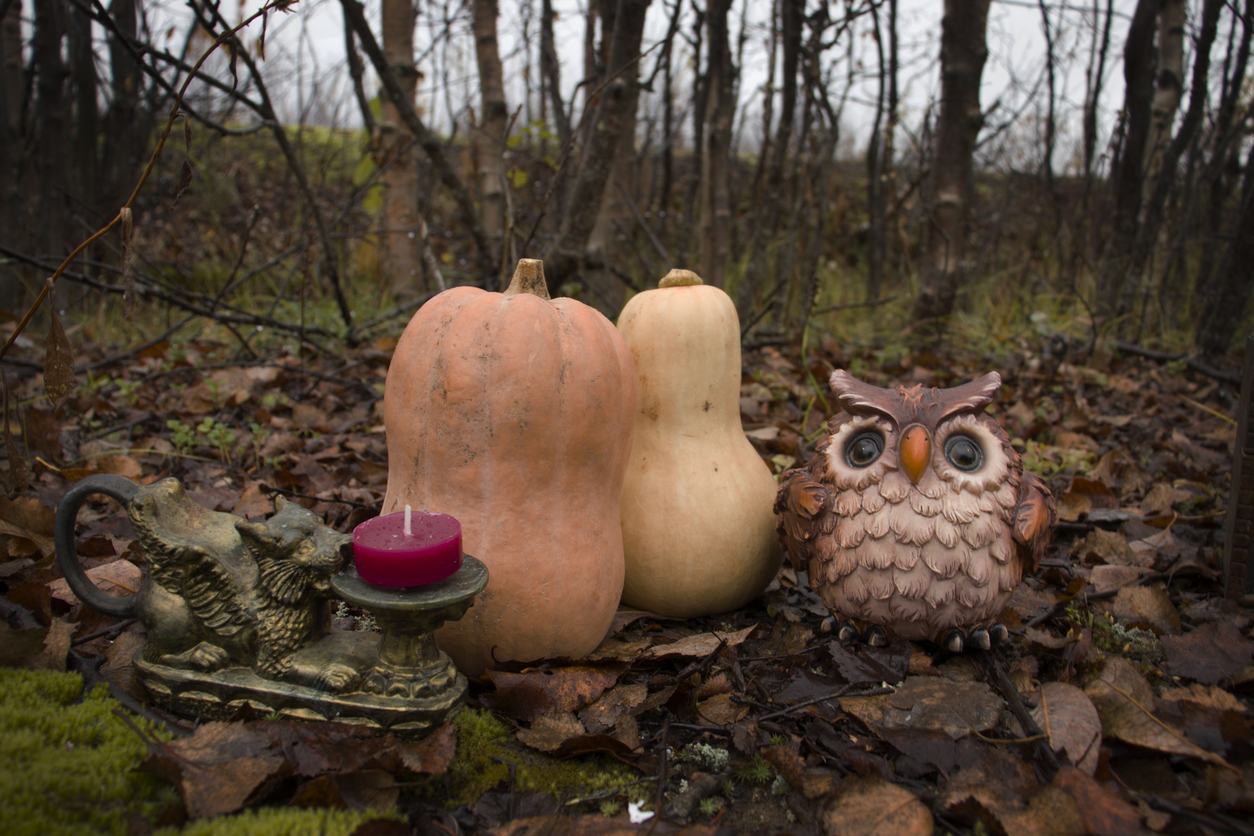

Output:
xmin=482 ymin=666 xmax=624 ymax=723
xmin=0 ymin=621 xmax=50 ymax=668
xmin=1049 ymin=765 xmax=1142 ymax=836
xmin=578 ymin=683 xmax=648 ymax=732
xmin=1138 ymin=483 xmax=1193 ymax=516
xmin=1089 ymin=564 xmax=1149 ymax=595
xmin=100 ymin=629 xmax=148 ymax=701
xmin=695 ymin=692 xmax=748 ymax=726
xmin=824 ymin=636 xmax=911 ymax=684
xmin=0 ymin=495 xmax=56 ymax=555
xmin=821 ymin=776 xmax=932 ymax=835
xmin=1025 ymin=626 xmax=1068 ymax=650
xmin=1085 ymin=656 xmax=1232 ymax=769
xmin=1072 ymin=529 xmax=1134 ymax=565
xmin=143 ymin=722 xmax=287 ymax=819
xmin=35 ymin=618 xmax=76 ymax=671
xmin=1031 ymin=682 xmax=1102 ymax=775
xmin=841 ymin=676 xmax=1004 ymax=738
xmin=1162 ymin=622 xmax=1254 ymax=684
xmin=231 ymin=482 xmax=274 ymax=519
xmin=641 ymin=624 xmax=759 ymax=659
xmin=47 ymin=559 xmax=142 ymax=606
xmin=1111 ymin=585 xmax=1181 ymax=635
xmin=516 ymin=712 xmax=585 ymax=753
xmin=883 ymin=728 xmax=1040 ymax=796
xmin=44 ymin=307 xmax=75 ymax=412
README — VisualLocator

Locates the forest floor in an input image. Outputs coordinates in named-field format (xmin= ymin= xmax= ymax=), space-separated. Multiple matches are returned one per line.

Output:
xmin=0 ymin=321 xmax=1250 ymax=836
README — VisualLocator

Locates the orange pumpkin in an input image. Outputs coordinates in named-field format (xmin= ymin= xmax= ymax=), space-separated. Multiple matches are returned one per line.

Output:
xmin=382 ymin=259 xmax=637 ymax=676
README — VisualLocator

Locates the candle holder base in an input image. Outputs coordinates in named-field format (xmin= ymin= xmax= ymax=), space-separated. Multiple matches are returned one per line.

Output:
xmin=54 ymin=475 xmax=489 ymax=737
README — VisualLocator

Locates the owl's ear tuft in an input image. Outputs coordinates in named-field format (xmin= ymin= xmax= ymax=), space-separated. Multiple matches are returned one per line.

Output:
xmin=829 ymin=370 xmax=896 ymax=418
xmin=937 ymin=372 xmax=1001 ymax=420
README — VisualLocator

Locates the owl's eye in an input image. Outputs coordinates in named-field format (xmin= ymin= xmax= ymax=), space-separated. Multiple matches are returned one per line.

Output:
xmin=944 ymin=435 xmax=984 ymax=472
xmin=844 ymin=431 xmax=884 ymax=468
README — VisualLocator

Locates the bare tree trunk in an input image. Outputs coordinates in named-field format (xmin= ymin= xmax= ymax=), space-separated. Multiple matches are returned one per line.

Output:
xmin=1195 ymin=144 xmax=1254 ymax=356
xmin=472 ymin=0 xmax=508 ymax=251
xmin=1114 ymin=0 xmax=1222 ymax=323
xmin=1082 ymin=0 xmax=1114 ymax=185
xmin=33 ymin=0 xmax=69 ymax=281
xmin=540 ymin=0 xmax=571 ymax=152
xmin=102 ymin=0 xmax=150 ymax=208
xmin=739 ymin=0 xmax=801 ymax=316
xmin=1094 ymin=0 xmax=1157 ymax=318
xmin=343 ymin=6 xmax=376 ymax=136
xmin=1195 ymin=0 xmax=1249 ymax=295
xmin=698 ymin=0 xmax=735 ymax=289
xmin=1141 ymin=0 xmax=1186 ymax=210
xmin=0 ymin=0 xmax=22 ymax=307
xmin=69 ymin=2 xmax=98 ymax=219
xmin=377 ymin=0 xmax=423 ymax=295
xmin=340 ymin=0 xmax=496 ymax=281
xmin=681 ymin=3 xmax=706 ymax=265
xmin=866 ymin=0 xmax=888 ymax=302
xmin=911 ymin=0 xmax=991 ymax=327
xmin=548 ymin=0 xmax=651 ymax=290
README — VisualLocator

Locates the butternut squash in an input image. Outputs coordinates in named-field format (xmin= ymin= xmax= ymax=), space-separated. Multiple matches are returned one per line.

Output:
xmin=616 ymin=269 xmax=782 ymax=617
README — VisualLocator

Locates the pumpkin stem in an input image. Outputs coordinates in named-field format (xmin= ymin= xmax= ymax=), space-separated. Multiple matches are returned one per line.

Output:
xmin=504 ymin=259 xmax=551 ymax=300
xmin=659 ymin=269 xmax=704 ymax=288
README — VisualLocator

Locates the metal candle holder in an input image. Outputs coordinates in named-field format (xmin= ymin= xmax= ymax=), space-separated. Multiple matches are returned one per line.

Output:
xmin=54 ymin=474 xmax=487 ymax=735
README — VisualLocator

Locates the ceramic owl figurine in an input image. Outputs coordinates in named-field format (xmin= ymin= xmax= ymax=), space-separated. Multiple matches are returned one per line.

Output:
xmin=775 ymin=371 xmax=1056 ymax=651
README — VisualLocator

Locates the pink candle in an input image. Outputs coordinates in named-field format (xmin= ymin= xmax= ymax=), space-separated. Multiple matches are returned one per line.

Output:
xmin=352 ymin=506 xmax=463 ymax=587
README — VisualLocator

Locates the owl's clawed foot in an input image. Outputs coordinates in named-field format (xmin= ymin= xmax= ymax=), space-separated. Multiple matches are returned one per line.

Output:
xmin=937 ymin=622 xmax=1010 ymax=653
xmin=836 ymin=619 xmax=891 ymax=648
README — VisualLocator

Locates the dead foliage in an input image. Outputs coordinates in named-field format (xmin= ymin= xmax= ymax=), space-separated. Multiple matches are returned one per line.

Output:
xmin=1 ymin=330 xmax=1251 ymax=835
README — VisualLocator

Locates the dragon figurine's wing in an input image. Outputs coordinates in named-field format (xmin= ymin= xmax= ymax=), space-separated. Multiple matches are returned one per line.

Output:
xmin=179 ymin=550 xmax=253 ymax=636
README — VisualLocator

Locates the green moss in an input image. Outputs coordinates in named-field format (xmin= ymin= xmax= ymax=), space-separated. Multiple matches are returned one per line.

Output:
xmin=447 ymin=709 xmax=639 ymax=807
xmin=156 ymin=807 xmax=402 ymax=836
xmin=0 ymin=668 xmax=179 ymax=836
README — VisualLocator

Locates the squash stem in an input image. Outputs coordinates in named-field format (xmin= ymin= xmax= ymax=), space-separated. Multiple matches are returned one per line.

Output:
xmin=504 ymin=258 xmax=550 ymax=299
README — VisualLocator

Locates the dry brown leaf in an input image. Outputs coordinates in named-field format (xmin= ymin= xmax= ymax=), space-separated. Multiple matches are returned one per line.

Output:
xmin=100 ymin=629 xmax=147 ymax=701
xmin=482 ymin=666 xmax=624 ymax=723
xmin=35 ymin=618 xmax=77 ymax=671
xmin=821 ymin=776 xmax=932 ymax=835
xmin=1072 ymin=529 xmax=1134 ymax=565
xmin=44 ymin=306 xmax=75 ymax=413
xmin=3 ymin=376 xmax=28 ymax=497
xmin=1138 ymin=483 xmax=1194 ymax=516
xmin=841 ymin=676 xmax=1003 ymax=738
xmin=0 ymin=495 xmax=56 ymax=555
xmin=1162 ymin=622 xmax=1254 ymax=684
xmin=516 ymin=712 xmax=585 ymax=753
xmin=85 ymin=453 xmax=141 ymax=481
xmin=1048 ymin=765 xmax=1142 ymax=835
xmin=641 ymin=624 xmax=759 ymax=659
xmin=1089 ymin=564 xmax=1149 ymax=595
xmin=695 ymin=692 xmax=748 ymax=726
xmin=1085 ymin=656 xmax=1233 ymax=770
xmin=1031 ymin=682 xmax=1102 ymax=775
xmin=578 ymin=683 xmax=647 ymax=732
xmin=48 ymin=559 xmax=142 ymax=605
xmin=1110 ymin=585 xmax=1181 ymax=635
xmin=0 ymin=621 xmax=50 ymax=668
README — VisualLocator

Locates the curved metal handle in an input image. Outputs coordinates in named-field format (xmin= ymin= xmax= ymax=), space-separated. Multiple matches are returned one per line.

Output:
xmin=54 ymin=474 xmax=142 ymax=618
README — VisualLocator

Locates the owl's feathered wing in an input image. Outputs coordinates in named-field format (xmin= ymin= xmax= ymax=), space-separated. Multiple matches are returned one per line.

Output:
xmin=1013 ymin=470 xmax=1056 ymax=573
xmin=774 ymin=442 xmax=838 ymax=572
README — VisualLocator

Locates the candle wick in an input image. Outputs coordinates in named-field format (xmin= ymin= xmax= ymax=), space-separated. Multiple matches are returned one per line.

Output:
xmin=404 ymin=504 xmax=412 ymax=537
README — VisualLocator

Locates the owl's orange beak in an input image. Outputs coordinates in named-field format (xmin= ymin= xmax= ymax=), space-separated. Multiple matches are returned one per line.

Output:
xmin=899 ymin=426 xmax=930 ymax=484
